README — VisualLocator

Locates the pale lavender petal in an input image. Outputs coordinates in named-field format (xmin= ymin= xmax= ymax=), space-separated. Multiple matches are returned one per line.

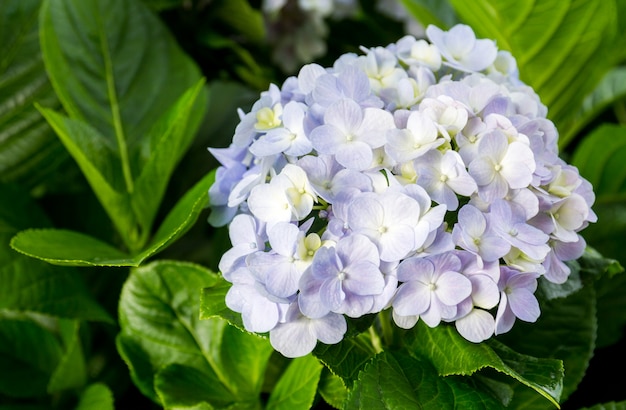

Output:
xmin=310 ymin=124 xmax=346 ymax=154
xmin=240 ymin=296 xmax=281 ymax=333
xmin=494 ymin=293 xmax=515 ymax=335
xmin=468 ymin=274 xmax=499 ymax=309
xmin=312 ymin=312 xmax=348 ymax=344
xmin=392 ymin=312 xmax=419 ymax=329
xmin=270 ymin=318 xmax=317 ymax=358
xmin=397 ymin=256 xmax=434 ymax=282
xmin=319 ymin=277 xmax=345 ymax=311
xmin=435 ymin=271 xmax=472 ymax=305
xmin=268 ymin=222 xmax=299 ymax=256
xmin=379 ymin=225 xmax=416 ymax=261
xmin=343 ymin=261 xmax=385 ymax=296
xmin=508 ymin=288 xmax=540 ymax=322
xmin=336 ymin=141 xmax=373 ymax=170
xmin=392 ymin=281 xmax=431 ymax=316
xmin=338 ymin=234 xmax=379 ymax=265
xmin=325 ymin=98 xmax=363 ymax=133
xmin=455 ymin=309 xmax=495 ymax=343
xmin=298 ymin=275 xmax=329 ymax=319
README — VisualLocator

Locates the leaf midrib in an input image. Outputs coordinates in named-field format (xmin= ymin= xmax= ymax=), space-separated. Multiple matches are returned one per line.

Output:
xmin=94 ymin=7 xmax=133 ymax=194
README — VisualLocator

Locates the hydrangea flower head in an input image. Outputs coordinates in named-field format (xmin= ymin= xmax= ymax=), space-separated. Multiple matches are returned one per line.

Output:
xmin=209 ymin=24 xmax=596 ymax=358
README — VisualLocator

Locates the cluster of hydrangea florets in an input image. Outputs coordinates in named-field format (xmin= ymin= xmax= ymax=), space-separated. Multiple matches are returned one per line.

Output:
xmin=208 ymin=24 xmax=597 ymax=358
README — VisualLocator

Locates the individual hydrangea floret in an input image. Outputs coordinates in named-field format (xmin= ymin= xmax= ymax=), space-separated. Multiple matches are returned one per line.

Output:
xmin=208 ymin=23 xmax=596 ymax=357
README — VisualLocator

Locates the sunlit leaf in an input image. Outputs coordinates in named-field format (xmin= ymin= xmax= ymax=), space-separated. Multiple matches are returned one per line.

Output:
xmin=266 ymin=355 xmax=323 ymax=410
xmin=406 ymin=322 xmax=563 ymax=407
xmin=448 ymin=0 xmax=619 ymax=148
xmin=39 ymin=0 xmax=207 ymax=251
xmin=9 ymin=169 xmax=215 ymax=267
xmin=117 ymin=260 xmax=273 ymax=406
xmin=346 ymin=350 xmax=502 ymax=409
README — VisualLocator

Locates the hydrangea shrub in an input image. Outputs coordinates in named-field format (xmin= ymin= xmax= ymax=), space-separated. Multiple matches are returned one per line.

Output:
xmin=208 ymin=24 xmax=596 ymax=358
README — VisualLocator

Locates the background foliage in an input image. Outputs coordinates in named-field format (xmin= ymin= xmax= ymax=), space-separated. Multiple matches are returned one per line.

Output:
xmin=1 ymin=0 xmax=625 ymax=408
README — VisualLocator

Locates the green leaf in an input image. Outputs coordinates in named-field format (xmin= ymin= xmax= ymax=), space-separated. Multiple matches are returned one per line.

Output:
xmin=34 ymin=106 xmax=136 ymax=246
xmin=317 ymin=369 xmax=348 ymax=409
xmin=0 ymin=316 xmax=63 ymax=398
xmin=498 ymin=283 xmax=596 ymax=404
xmin=9 ymin=169 xmax=216 ymax=267
xmin=39 ymin=0 xmax=203 ymax=154
xmin=406 ymin=322 xmax=563 ymax=407
xmin=571 ymin=125 xmax=626 ymax=270
xmin=561 ymin=67 xmax=626 ymax=144
xmin=0 ymin=0 xmax=68 ymax=186
xmin=75 ymin=383 xmax=114 ymax=410
xmin=131 ymin=79 xmax=208 ymax=238
xmin=200 ymin=271 xmax=244 ymax=329
xmin=577 ymin=247 xmax=624 ymax=280
xmin=155 ymin=364 xmax=238 ymax=409
xmin=594 ymin=271 xmax=626 ymax=348
xmin=346 ymin=350 xmax=502 ymax=409
xmin=266 ymin=355 xmax=323 ymax=410
xmin=448 ymin=0 xmax=619 ymax=148
xmin=10 ymin=228 xmax=135 ymax=267
xmin=571 ymin=124 xmax=626 ymax=197
xmin=313 ymin=333 xmax=378 ymax=386
xmin=39 ymin=0 xmax=207 ymax=251
xmin=399 ymin=0 xmax=459 ymax=29
xmin=136 ymin=168 xmax=216 ymax=264
xmin=117 ymin=260 xmax=273 ymax=406
xmin=47 ymin=320 xmax=87 ymax=393
xmin=0 ymin=184 xmax=112 ymax=322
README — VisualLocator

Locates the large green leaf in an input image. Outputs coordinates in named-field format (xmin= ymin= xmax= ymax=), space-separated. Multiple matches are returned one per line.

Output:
xmin=560 ymin=67 xmax=626 ymax=145
xmin=39 ymin=0 xmax=208 ymax=251
xmin=39 ymin=0 xmax=203 ymax=154
xmin=571 ymin=124 xmax=626 ymax=199
xmin=0 ymin=184 xmax=112 ymax=322
xmin=448 ymin=0 xmax=619 ymax=148
xmin=497 ymin=283 xmax=596 ymax=406
xmin=10 ymin=169 xmax=216 ymax=267
xmin=47 ymin=320 xmax=87 ymax=393
xmin=266 ymin=355 xmax=323 ymax=410
xmin=131 ymin=79 xmax=207 ymax=238
xmin=35 ymin=104 xmax=137 ymax=248
xmin=117 ymin=260 xmax=273 ymax=406
xmin=571 ymin=124 xmax=626 ymax=267
xmin=399 ymin=0 xmax=459 ymax=29
xmin=317 ymin=369 xmax=348 ymax=409
xmin=0 ymin=316 xmax=63 ymax=398
xmin=406 ymin=322 xmax=564 ymax=407
xmin=346 ymin=350 xmax=502 ymax=409
xmin=155 ymin=364 xmax=241 ymax=409
xmin=0 ymin=0 xmax=67 ymax=186
xmin=313 ymin=333 xmax=378 ymax=386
